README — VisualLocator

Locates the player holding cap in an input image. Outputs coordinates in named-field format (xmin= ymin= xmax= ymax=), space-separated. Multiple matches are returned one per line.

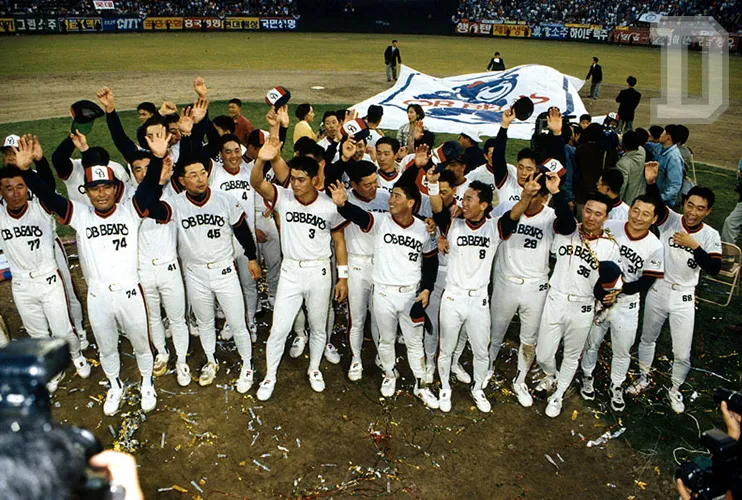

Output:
xmin=0 ymin=139 xmax=90 ymax=391
xmin=16 ymin=130 xmax=173 ymax=416
xmin=427 ymin=166 xmax=538 ymax=412
xmin=487 ymin=157 xmax=576 ymax=406
xmin=628 ymin=162 xmax=722 ymax=413
xmin=329 ymin=179 xmax=439 ymax=408
xmin=251 ymin=134 xmax=349 ymax=401
xmin=580 ymin=194 xmax=664 ymax=411
xmin=534 ymin=191 xmax=621 ymax=418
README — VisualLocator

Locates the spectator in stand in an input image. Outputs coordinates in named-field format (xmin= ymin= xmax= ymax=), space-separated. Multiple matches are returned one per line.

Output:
xmin=228 ymin=98 xmax=254 ymax=146
xmin=615 ymin=76 xmax=641 ymax=132
xmin=615 ymin=130 xmax=647 ymax=203
xmin=293 ymin=103 xmax=316 ymax=143
xmin=487 ymin=52 xmax=506 ymax=71
xmin=721 ymin=156 xmax=742 ymax=244
xmin=643 ymin=124 xmax=685 ymax=206
xmin=586 ymin=57 xmax=603 ymax=99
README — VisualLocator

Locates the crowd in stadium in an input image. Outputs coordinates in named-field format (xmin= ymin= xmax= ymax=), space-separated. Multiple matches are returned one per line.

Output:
xmin=457 ymin=0 xmax=741 ymax=32
xmin=2 ymin=0 xmax=297 ymax=17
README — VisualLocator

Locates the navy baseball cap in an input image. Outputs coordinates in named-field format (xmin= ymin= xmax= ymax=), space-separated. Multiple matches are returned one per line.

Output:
xmin=70 ymin=100 xmax=105 ymax=136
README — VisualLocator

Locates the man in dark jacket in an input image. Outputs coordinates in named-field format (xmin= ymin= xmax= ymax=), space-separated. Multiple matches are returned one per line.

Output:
xmin=586 ymin=57 xmax=603 ymax=99
xmin=487 ymin=52 xmax=505 ymax=71
xmin=384 ymin=40 xmax=402 ymax=82
xmin=615 ymin=76 xmax=641 ymax=132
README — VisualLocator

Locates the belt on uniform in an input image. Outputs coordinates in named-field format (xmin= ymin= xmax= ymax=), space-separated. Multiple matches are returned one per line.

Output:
xmin=375 ymin=283 xmax=417 ymax=293
xmin=285 ymin=258 xmax=329 ymax=268
xmin=445 ymin=284 xmax=487 ymax=296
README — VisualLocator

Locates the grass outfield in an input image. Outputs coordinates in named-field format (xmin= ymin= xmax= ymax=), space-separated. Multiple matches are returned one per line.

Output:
xmin=0 ymin=32 xmax=740 ymax=100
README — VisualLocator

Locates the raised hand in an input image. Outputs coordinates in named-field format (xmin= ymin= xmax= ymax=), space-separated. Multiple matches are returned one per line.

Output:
xmin=178 ymin=106 xmax=194 ymax=136
xmin=257 ymin=135 xmax=281 ymax=162
xmin=190 ymin=97 xmax=208 ymax=124
xmin=414 ymin=143 xmax=430 ymax=168
xmin=12 ymin=135 xmax=34 ymax=170
xmin=644 ymin=161 xmax=659 ymax=185
xmin=24 ymin=134 xmax=43 ymax=161
xmin=193 ymin=76 xmax=207 ymax=99
xmin=327 ymin=181 xmax=348 ymax=207
xmin=341 ymin=137 xmax=357 ymax=162
xmin=547 ymin=107 xmax=563 ymax=135
xmin=501 ymin=107 xmax=515 ymax=128
xmin=96 ymin=87 xmax=115 ymax=113
xmin=146 ymin=128 xmax=172 ymax=159
xmin=160 ymin=155 xmax=174 ymax=185
xmin=523 ymin=172 xmax=543 ymax=198
xmin=545 ymin=171 xmax=561 ymax=194
xmin=159 ymin=100 xmax=177 ymax=116
xmin=413 ymin=120 xmax=424 ymax=140
xmin=425 ymin=165 xmax=440 ymax=185
xmin=277 ymin=105 xmax=289 ymax=128
xmin=70 ymin=130 xmax=89 ymax=152
xmin=265 ymin=108 xmax=279 ymax=129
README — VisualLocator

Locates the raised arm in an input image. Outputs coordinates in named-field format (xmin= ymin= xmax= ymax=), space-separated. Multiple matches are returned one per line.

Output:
xmin=50 ymin=134 xmax=77 ymax=181
xmin=250 ymin=134 xmax=282 ymax=204
xmin=499 ymin=173 xmax=541 ymax=237
xmin=328 ymin=181 xmax=373 ymax=230
xmin=549 ymin=172 xmax=577 ymax=235
xmin=15 ymin=137 xmax=72 ymax=221
xmin=131 ymin=129 xmax=172 ymax=221
xmin=493 ymin=109 xmax=514 ymax=186
xmin=97 ymin=87 xmax=140 ymax=164
xmin=266 ymin=108 xmax=290 ymax=183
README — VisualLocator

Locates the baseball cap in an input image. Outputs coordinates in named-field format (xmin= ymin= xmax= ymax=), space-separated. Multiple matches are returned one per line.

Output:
xmin=341 ymin=118 xmax=370 ymax=142
xmin=433 ymin=140 xmax=464 ymax=172
xmin=2 ymin=134 xmax=20 ymax=149
xmin=247 ymin=129 xmax=270 ymax=148
xmin=460 ymin=126 xmax=482 ymax=143
xmin=539 ymin=157 xmax=566 ymax=177
xmin=512 ymin=96 xmax=535 ymax=121
xmin=265 ymin=86 xmax=291 ymax=110
xmin=597 ymin=261 xmax=623 ymax=291
xmin=70 ymin=100 xmax=105 ymax=136
xmin=83 ymin=165 xmax=115 ymax=188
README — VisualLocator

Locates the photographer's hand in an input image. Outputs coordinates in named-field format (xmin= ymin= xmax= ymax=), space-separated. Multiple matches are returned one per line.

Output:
xmin=721 ymin=400 xmax=741 ymax=441
xmin=89 ymin=450 xmax=144 ymax=500
xmin=675 ymin=478 xmax=692 ymax=500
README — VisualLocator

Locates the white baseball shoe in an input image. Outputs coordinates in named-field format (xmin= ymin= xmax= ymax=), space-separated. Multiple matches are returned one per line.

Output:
xmin=257 ymin=378 xmax=276 ymax=401
xmin=438 ymin=389 xmax=452 ymax=413
xmin=626 ymin=376 xmax=649 ymax=396
xmin=308 ymin=370 xmax=326 ymax=393
xmin=534 ymin=374 xmax=557 ymax=398
xmin=47 ymin=372 xmax=65 ymax=393
xmin=380 ymin=374 xmax=397 ymax=398
xmin=396 ymin=333 xmax=405 ymax=345
xmin=610 ymin=385 xmax=625 ymax=412
xmin=471 ymin=389 xmax=491 ymax=413
xmin=667 ymin=388 xmax=685 ymax=414
xmin=512 ymin=380 xmax=533 ymax=408
xmin=424 ymin=362 xmax=435 ymax=385
xmin=103 ymin=384 xmax=124 ymax=416
xmin=73 ymin=355 xmax=91 ymax=379
xmin=413 ymin=386 xmax=439 ymax=409
xmin=348 ymin=361 xmax=363 ymax=382
xmin=324 ymin=344 xmax=340 ymax=364
xmin=176 ymin=363 xmax=191 ymax=387
xmin=199 ymin=362 xmax=219 ymax=386
xmin=153 ymin=351 xmax=169 ymax=377
xmin=141 ymin=385 xmax=157 ymax=412
xmin=452 ymin=363 xmax=471 ymax=384
xmin=289 ymin=335 xmax=307 ymax=358
xmin=236 ymin=365 xmax=254 ymax=394
xmin=580 ymin=375 xmax=596 ymax=401
xmin=220 ymin=324 xmax=233 ymax=341
xmin=545 ymin=394 xmax=563 ymax=418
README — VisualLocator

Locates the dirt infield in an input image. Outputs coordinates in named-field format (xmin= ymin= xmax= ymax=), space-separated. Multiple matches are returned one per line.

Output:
xmin=2 ymin=69 xmax=740 ymax=168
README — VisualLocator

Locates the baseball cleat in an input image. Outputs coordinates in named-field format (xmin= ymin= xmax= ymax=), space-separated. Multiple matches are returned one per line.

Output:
xmin=424 ymin=362 xmax=435 ymax=385
xmin=47 ymin=372 xmax=65 ymax=393
xmin=141 ymin=385 xmax=157 ymax=413
xmin=220 ymin=324 xmax=233 ymax=341
xmin=413 ymin=386 xmax=439 ymax=409
xmin=199 ymin=362 xmax=219 ymax=386
xmin=512 ymin=380 xmax=534 ymax=408
xmin=534 ymin=374 xmax=557 ymax=398
xmin=471 ymin=389 xmax=491 ymax=413
xmin=667 ymin=388 xmax=685 ymax=414
xmin=610 ymin=385 xmax=625 ymax=412
xmin=324 ymin=344 xmax=340 ymax=364
xmin=438 ymin=389 xmax=452 ymax=413
xmin=348 ymin=361 xmax=363 ymax=382
xmin=153 ymin=351 xmax=170 ymax=377
xmin=289 ymin=335 xmax=307 ymax=358
xmin=308 ymin=370 xmax=326 ymax=392
xmin=257 ymin=378 xmax=276 ymax=401
xmin=380 ymin=374 xmax=397 ymax=398
xmin=626 ymin=376 xmax=649 ymax=396
xmin=580 ymin=375 xmax=596 ymax=401
xmin=452 ymin=363 xmax=471 ymax=384
xmin=103 ymin=384 xmax=124 ymax=416
xmin=176 ymin=363 xmax=191 ymax=387
xmin=236 ymin=365 xmax=254 ymax=394
xmin=188 ymin=320 xmax=200 ymax=337
xmin=545 ymin=394 xmax=563 ymax=418
xmin=73 ymin=355 xmax=91 ymax=379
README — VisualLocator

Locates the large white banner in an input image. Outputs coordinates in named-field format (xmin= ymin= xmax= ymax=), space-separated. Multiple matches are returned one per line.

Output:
xmin=353 ymin=65 xmax=588 ymax=140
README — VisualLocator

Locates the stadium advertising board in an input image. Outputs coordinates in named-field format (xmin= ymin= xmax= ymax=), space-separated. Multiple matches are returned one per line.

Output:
xmin=611 ymin=26 xmax=650 ymax=44
xmin=259 ymin=17 xmax=298 ymax=30
xmin=530 ymin=24 xmax=568 ymax=40
xmin=143 ymin=17 xmax=183 ymax=30
xmin=183 ymin=17 xmax=223 ymax=30
xmin=566 ymin=24 xmax=609 ymax=42
xmin=93 ymin=1 xmax=115 ymax=9
xmin=0 ymin=18 xmax=15 ymax=32
xmin=102 ymin=17 xmax=141 ymax=32
xmin=491 ymin=23 xmax=529 ymax=37
xmin=63 ymin=18 xmax=102 ymax=32
xmin=223 ymin=17 xmax=260 ymax=30
xmin=13 ymin=15 xmax=60 ymax=32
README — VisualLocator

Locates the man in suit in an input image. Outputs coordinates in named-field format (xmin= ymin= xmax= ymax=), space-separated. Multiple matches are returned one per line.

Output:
xmin=384 ymin=40 xmax=402 ymax=82
xmin=615 ymin=76 xmax=641 ymax=132
xmin=586 ymin=57 xmax=603 ymax=99
xmin=487 ymin=52 xmax=506 ymax=71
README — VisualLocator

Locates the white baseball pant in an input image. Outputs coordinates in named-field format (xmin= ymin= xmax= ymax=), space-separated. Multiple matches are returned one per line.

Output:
xmin=265 ymin=259 xmax=332 ymax=378
xmin=437 ymin=285 xmax=490 ymax=391
xmin=256 ymin=212 xmax=281 ymax=306
xmin=373 ymin=283 xmax=425 ymax=379
xmin=637 ymin=281 xmax=696 ymax=388
xmin=184 ymin=259 xmax=252 ymax=365
xmin=11 ymin=266 xmax=80 ymax=356
xmin=54 ymin=237 xmax=85 ymax=334
xmin=235 ymin=251 xmax=259 ymax=331
xmin=490 ymin=275 xmax=549 ymax=376
xmin=87 ymin=281 xmax=153 ymax=384
xmin=581 ymin=297 xmax=639 ymax=386
xmin=536 ymin=289 xmax=595 ymax=398
xmin=425 ymin=267 xmax=467 ymax=369
xmin=347 ymin=254 xmax=379 ymax=362
xmin=139 ymin=258 xmax=189 ymax=364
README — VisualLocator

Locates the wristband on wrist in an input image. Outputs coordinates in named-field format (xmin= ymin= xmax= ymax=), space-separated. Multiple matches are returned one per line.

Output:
xmin=428 ymin=182 xmax=440 ymax=196
xmin=337 ymin=265 xmax=349 ymax=279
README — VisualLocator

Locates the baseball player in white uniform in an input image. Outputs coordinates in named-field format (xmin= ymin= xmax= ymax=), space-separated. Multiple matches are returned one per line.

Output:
xmin=375 ymin=137 xmax=403 ymax=195
xmin=250 ymin=138 xmax=349 ymax=401
xmin=628 ymin=163 xmax=722 ymax=413
xmin=0 ymin=160 xmax=90 ymax=391
xmin=329 ymin=179 xmax=439 ymax=409
xmin=427 ymin=168 xmax=538 ymax=412
xmin=535 ymin=191 xmax=622 ymax=418
xmin=597 ymin=169 xmax=630 ymax=221
xmin=166 ymin=154 xmax=261 ymax=392
xmin=18 ymin=132 xmax=173 ymax=416
xmin=580 ymin=195 xmax=664 ymax=411
xmin=488 ymin=165 xmax=576 ymax=407
xmin=342 ymin=161 xmax=388 ymax=381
